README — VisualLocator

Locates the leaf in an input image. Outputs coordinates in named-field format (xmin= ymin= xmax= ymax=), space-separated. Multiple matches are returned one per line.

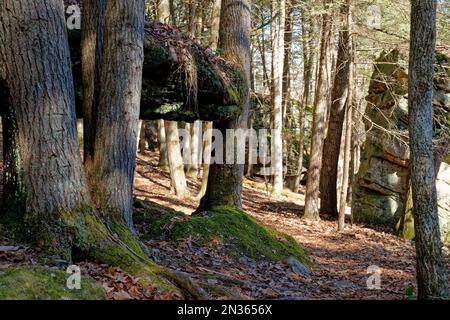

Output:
xmin=113 ymin=290 xmax=133 ymax=300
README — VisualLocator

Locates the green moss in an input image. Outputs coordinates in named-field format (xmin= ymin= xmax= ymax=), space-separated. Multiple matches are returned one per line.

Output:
xmin=0 ymin=266 xmax=106 ymax=300
xmin=138 ymin=204 xmax=309 ymax=264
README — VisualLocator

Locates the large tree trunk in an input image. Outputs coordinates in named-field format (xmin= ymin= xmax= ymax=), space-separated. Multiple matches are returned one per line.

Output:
xmin=196 ymin=0 xmax=251 ymax=211
xmin=303 ymin=0 xmax=332 ymax=220
xmin=271 ymin=0 xmax=285 ymax=195
xmin=0 ymin=0 xmax=208 ymax=298
xmin=319 ymin=0 xmax=351 ymax=217
xmin=90 ymin=0 xmax=145 ymax=227
xmin=0 ymin=0 xmax=90 ymax=254
xmin=408 ymin=0 xmax=449 ymax=299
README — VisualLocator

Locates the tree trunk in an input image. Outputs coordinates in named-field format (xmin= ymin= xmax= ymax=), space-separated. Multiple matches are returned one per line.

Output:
xmin=0 ymin=0 xmax=206 ymax=297
xmin=196 ymin=0 xmax=251 ymax=211
xmin=157 ymin=0 xmax=171 ymax=24
xmin=91 ymin=0 xmax=145 ymax=227
xmin=0 ymin=0 xmax=91 ymax=254
xmin=408 ymin=0 xmax=449 ymax=300
xmin=295 ymin=9 xmax=314 ymax=192
xmin=209 ymin=0 xmax=221 ymax=51
xmin=320 ymin=0 xmax=351 ymax=217
xmin=157 ymin=119 xmax=169 ymax=170
xmin=303 ymin=0 xmax=333 ymax=220
xmin=271 ymin=0 xmax=285 ymax=195
xmin=198 ymin=121 xmax=213 ymax=199
xmin=338 ymin=98 xmax=352 ymax=232
xmin=189 ymin=120 xmax=202 ymax=177
xmin=81 ymin=0 xmax=105 ymax=169
xmin=165 ymin=121 xmax=190 ymax=198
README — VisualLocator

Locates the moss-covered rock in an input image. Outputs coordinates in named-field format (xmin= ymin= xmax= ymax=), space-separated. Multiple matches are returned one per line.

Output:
xmin=0 ymin=266 xmax=106 ymax=300
xmin=136 ymin=203 xmax=309 ymax=264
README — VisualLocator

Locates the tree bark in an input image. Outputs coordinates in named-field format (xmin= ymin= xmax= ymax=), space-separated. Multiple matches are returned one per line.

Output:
xmin=209 ymin=0 xmax=222 ymax=51
xmin=165 ymin=121 xmax=190 ymax=198
xmin=0 ymin=0 xmax=90 ymax=253
xmin=81 ymin=0 xmax=105 ymax=168
xmin=197 ymin=0 xmax=251 ymax=211
xmin=408 ymin=0 xmax=449 ymax=300
xmin=303 ymin=0 xmax=332 ymax=220
xmin=320 ymin=0 xmax=351 ymax=217
xmin=157 ymin=119 xmax=169 ymax=170
xmin=295 ymin=8 xmax=314 ymax=192
xmin=91 ymin=0 xmax=145 ymax=227
xmin=271 ymin=0 xmax=285 ymax=195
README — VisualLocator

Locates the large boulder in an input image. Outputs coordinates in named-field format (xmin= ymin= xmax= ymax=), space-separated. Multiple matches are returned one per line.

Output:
xmin=352 ymin=50 xmax=450 ymax=243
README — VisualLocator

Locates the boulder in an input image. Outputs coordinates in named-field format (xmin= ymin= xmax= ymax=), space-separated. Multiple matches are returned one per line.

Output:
xmin=352 ymin=50 xmax=450 ymax=243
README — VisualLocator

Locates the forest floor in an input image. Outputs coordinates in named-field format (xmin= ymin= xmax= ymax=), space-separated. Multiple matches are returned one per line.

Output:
xmin=131 ymin=152 xmax=450 ymax=300
xmin=1 ymin=151 xmax=449 ymax=300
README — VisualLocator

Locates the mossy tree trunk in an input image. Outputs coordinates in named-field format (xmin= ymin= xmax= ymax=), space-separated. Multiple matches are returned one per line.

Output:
xmin=0 ymin=0 xmax=213 ymax=299
xmin=0 ymin=0 xmax=92 ymax=254
xmin=408 ymin=0 xmax=449 ymax=299
xmin=90 ymin=0 xmax=145 ymax=227
xmin=196 ymin=0 xmax=251 ymax=212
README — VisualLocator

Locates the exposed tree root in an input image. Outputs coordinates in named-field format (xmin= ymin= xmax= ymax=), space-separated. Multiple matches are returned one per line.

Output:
xmin=61 ymin=209 xmax=215 ymax=299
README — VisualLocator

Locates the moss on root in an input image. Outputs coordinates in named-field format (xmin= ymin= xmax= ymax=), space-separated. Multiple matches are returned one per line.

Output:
xmin=137 ymin=204 xmax=309 ymax=264
xmin=0 ymin=266 xmax=106 ymax=300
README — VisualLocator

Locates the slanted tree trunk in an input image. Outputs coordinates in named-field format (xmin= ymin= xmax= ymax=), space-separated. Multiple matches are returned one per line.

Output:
xmin=196 ymin=0 xmax=251 ymax=211
xmin=271 ymin=0 xmax=285 ymax=195
xmin=90 ymin=0 xmax=146 ymax=227
xmin=408 ymin=0 xmax=449 ymax=299
xmin=303 ymin=0 xmax=332 ymax=221
xmin=320 ymin=0 xmax=351 ymax=217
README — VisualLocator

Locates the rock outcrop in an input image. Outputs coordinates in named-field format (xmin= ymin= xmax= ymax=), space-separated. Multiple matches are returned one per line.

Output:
xmin=352 ymin=50 xmax=450 ymax=243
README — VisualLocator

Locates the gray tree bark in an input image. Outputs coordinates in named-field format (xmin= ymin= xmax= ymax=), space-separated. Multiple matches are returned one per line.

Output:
xmin=408 ymin=0 xmax=449 ymax=300
xmin=91 ymin=0 xmax=145 ymax=227
xmin=82 ymin=0 xmax=105 ymax=168
xmin=197 ymin=0 xmax=251 ymax=211
xmin=320 ymin=0 xmax=351 ymax=217
xmin=303 ymin=0 xmax=332 ymax=220
xmin=0 ymin=0 xmax=90 ymax=254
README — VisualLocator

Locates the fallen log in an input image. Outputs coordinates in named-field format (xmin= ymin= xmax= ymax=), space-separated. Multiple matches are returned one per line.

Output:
xmin=69 ymin=21 xmax=244 ymax=122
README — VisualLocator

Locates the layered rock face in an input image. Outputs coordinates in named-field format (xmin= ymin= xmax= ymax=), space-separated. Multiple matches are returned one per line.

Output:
xmin=352 ymin=50 xmax=450 ymax=243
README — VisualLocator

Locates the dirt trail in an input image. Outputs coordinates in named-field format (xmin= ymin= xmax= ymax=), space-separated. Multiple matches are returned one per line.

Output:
xmin=134 ymin=152 xmax=450 ymax=299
